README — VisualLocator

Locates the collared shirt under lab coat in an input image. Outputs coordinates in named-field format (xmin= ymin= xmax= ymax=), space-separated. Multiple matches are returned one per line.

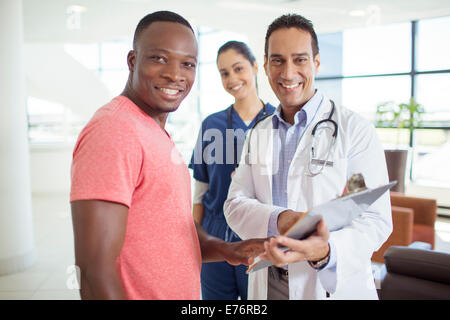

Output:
xmin=223 ymin=95 xmax=393 ymax=300
xmin=267 ymin=91 xmax=337 ymax=294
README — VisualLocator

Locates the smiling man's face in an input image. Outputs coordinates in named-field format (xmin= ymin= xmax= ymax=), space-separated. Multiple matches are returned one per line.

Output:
xmin=264 ymin=27 xmax=320 ymax=111
xmin=127 ymin=21 xmax=198 ymax=114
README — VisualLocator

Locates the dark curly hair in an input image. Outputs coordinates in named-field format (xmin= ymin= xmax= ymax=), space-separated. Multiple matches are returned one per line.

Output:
xmin=264 ymin=14 xmax=319 ymax=57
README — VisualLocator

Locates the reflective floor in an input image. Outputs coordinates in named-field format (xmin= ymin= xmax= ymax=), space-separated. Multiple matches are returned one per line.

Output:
xmin=0 ymin=193 xmax=449 ymax=300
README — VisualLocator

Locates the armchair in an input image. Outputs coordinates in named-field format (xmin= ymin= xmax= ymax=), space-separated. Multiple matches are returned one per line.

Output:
xmin=371 ymin=192 xmax=437 ymax=263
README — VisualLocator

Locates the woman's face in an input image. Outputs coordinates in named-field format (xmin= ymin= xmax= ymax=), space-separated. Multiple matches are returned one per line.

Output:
xmin=217 ymin=49 xmax=258 ymax=101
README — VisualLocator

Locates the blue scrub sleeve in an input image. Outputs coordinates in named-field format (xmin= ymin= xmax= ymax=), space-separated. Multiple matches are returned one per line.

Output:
xmin=189 ymin=121 xmax=209 ymax=183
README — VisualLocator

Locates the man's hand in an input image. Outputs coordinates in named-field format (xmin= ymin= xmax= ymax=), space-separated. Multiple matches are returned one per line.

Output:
xmin=223 ymin=239 xmax=266 ymax=266
xmin=262 ymin=219 xmax=330 ymax=268
xmin=277 ymin=210 xmax=306 ymax=235
xmin=195 ymin=221 xmax=266 ymax=265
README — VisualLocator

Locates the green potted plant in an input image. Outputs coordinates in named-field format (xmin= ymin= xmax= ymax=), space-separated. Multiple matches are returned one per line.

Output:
xmin=375 ymin=97 xmax=425 ymax=192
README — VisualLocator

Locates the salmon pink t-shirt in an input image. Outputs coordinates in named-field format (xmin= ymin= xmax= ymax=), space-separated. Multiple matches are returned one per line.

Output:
xmin=70 ymin=96 xmax=201 ymax=299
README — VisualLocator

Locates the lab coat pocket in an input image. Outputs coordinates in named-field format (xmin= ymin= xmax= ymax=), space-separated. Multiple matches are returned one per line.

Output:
xmin=307 ymin=156 xmax=348 ymax=203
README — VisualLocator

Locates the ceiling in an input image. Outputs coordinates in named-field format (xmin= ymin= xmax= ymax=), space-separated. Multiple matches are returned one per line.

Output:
xmin=22 ymin=0 xmax=450 ymax=43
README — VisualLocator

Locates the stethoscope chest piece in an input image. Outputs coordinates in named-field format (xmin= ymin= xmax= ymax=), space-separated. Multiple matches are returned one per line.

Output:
xmin=306 ymin=100 xmax=338 ymax=177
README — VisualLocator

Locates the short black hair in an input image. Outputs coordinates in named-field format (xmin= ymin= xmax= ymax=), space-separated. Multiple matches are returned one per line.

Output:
xmin=264 ymin=14 xmax=319 ymax=57
xmin=133 ymin=11 xmax=194 ymax=48
xmin=217 ymin=41 xmax=256 ymax=65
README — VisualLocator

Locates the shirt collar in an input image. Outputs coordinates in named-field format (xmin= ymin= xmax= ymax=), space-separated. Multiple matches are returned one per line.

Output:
xmin=272 ymin=89 xmax=324 ymax=128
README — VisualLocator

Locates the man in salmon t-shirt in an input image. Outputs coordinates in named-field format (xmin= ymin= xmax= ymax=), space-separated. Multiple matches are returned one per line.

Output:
xmin=70 ymin=11 xmax=265 ymax=300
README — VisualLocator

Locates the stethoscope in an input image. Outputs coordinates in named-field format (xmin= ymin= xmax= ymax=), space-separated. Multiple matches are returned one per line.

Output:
xmin=224 ymin=101 xmax=268 ymax=242
xmin=227 ymin=101 xmax=268 ymax=169
xmin=306 ymin=100 xmax=338 ymax=177
xmin=244 ymin=99 xmax=338 ymax=177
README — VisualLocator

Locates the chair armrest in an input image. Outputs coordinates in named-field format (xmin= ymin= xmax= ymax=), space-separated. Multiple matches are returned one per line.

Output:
xmin=384 ymin=246 xmax=450 ymax=285
xmin=371 ymin=206 xmax=413 ymax=263
xmin=391 ymin=206 xmax=414 ymax=245
xmin=377 ymin=242 xmax=431 ymax=283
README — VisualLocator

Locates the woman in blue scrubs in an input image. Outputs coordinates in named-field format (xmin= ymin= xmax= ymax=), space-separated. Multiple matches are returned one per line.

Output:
xmin=189 ymin=41 xmax=275 ymax=300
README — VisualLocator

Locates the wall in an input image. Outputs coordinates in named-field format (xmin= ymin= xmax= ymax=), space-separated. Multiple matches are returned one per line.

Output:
xmin=30 ymin=144 xmax=73 ymax=195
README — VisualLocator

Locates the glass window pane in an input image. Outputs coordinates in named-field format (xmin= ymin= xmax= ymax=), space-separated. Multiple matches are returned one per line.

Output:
xmin=27 ymin=96 xmax=65 ymax=119
xmin=416 ymin=16 xmax=450 ymax=71
xmin=27 ymin=97 xmax=77 ymax=144
xmin=316 ymin=79 xmax=342 ymax=106
xmin=413 ymin=129 xmax=450 ymax=187
xmin=199 ymin=62 xmax=223 ymax=93
xmin=341 ymin=76 xmax=411 ymax=121
xmin=376 ymin=128 xmax=411 ymax=149
xmin=317 ymin=32 xmax=343 ymax=77
xmin=415 ymin=73 xmax=450 ymax=125
xmin=342 ymin=22 xmax=411 ymax=76
xmin=198 ymin=28 xmax=248 ymax=63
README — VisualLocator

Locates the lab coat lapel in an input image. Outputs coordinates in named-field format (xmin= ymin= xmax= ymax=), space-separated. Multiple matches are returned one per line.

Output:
xmin=287 ymin=98 xmax=332 ymax=210
xmin=251 ymin=119 xmax=275 ymax=204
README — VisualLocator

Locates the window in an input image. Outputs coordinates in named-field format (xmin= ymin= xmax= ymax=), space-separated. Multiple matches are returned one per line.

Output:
xmin=316 ymin=16 xmax=450 ymax=187
xmin=416 ymin=16 xmax=450 ymax=71
xmin=415 ymin=73 xmax=450 ymax=124
xmin=341 ymin=76 xmax=410 ymax=121
xmin=317 ymin=32 xmax=343 ymax=77
xmin=169 ymin=27 xmax=248 ymax=163
xmin=413 ymin=129 xmax=450 ymax=186
xmin=196 ymin=27 xmax=248 ymax=118
xmin=25 ymin=25 xmax=249 ymax=168
xmin=342 ymin=23 xmax=411 ymax=76
xmin=27 ymin=40 xmax=131 ymax=144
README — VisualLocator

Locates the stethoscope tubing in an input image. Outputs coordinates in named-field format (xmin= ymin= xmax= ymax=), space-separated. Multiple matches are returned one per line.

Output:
xmin=245 ymin=99 xmax=338 ymax=175
xmin=227 ymin=101 xmax=267 ymax=168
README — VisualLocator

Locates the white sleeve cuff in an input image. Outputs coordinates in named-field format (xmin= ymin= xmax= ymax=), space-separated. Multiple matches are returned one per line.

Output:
xmin=317 ymin=239 xmax=337 ymax=294
xmin=193 ymin=179 xmax=209 ymax=204
xmin=267 ymin=208 xmax=286 ymax=238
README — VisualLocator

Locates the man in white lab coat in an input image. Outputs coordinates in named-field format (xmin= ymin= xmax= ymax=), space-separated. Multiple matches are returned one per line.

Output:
xmin=223 ymin=13 xmax=392 ymax=300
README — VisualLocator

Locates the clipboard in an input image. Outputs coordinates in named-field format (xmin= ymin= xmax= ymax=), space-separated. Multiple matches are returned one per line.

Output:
xmin=247 ymin=180 xmax=397 ymax=273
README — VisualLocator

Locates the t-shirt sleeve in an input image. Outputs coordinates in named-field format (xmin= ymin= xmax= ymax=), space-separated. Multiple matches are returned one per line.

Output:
xmin=70 ymin=118 xmax=142 ymax=208
xmin=188 ymin=120 xmax=209 ymax=183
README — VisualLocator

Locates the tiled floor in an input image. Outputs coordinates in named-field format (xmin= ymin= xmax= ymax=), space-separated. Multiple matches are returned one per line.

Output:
xmin=1 ymin=193 xmax=450 ymax=300
xmin=0 ymin=194 xmax=79 ymax=300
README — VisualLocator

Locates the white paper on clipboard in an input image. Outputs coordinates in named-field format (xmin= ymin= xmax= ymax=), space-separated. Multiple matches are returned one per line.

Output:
xmin=247 ymin=181 xmax=397 ymax=273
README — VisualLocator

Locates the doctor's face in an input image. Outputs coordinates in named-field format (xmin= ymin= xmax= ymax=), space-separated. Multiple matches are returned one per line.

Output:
xmin=264 ymin=27 xmax=320 ymax=111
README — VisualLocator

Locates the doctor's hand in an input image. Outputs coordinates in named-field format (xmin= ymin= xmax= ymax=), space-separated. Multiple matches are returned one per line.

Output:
xmin=224 ymin=238 xmax=267 ymax=266
xmin=262 ymin=219 xmax=330 ymax=267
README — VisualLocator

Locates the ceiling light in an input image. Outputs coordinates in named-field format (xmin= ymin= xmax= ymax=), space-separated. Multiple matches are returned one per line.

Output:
xmin=348 ymin=9 xmax=366 ymax=17
xmin=66 ymin=5 xmax=87 ymax=13
xmin=66 ymin=5 xmax=87 ymax=30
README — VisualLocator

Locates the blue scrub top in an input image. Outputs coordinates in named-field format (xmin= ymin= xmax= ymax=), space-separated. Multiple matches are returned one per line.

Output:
xmin=189 ymin=103 xmax=275 ymax=241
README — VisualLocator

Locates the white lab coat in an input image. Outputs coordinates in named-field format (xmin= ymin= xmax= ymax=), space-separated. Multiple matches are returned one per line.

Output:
xmin=223 ymin=97 xmax=392 ymax=300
